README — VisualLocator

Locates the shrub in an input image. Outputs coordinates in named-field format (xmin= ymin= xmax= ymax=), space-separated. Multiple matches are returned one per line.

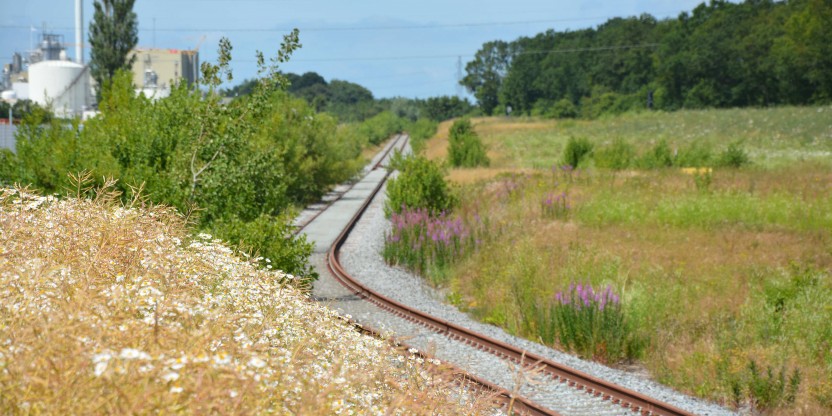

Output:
xmin=208 ymin=213 xmax=316 ymax=286
xmin=356 ymin=111 xmax=405 ymax=145
xmin=637 ymin=139 xmax=675 ymax=169
xmin=675 ymin=141 xmax=714 ymax=167
xmin=550 ymin=98 xmax=578 ymax=119
xmin=385 ymin=155 xmax=455 ymax=217
xmin=594 ymin=138 xmax=635 ymax=170
xmin=405 ymin=118 xmax=438 ymax=154
xmin=548 ymin=283 xmax=644 ymax=363
xmin=383 ymin=207 xmax=480 ymax=281
xmin=728 ymin=360 xmax=801 ymax=412
xmin=447 ymin=119 xmax=489 ymax=168
xmin=562 ymin=136 xmax=594 ymax=168
xmin=0 ymin=149 xmax=19 ymax=186
xmin=717 ymin=141 xmax=751 ymax=168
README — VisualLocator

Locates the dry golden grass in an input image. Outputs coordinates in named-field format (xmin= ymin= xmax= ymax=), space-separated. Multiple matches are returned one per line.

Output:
xmin=0 ymin=185 xmax=492 ymax=415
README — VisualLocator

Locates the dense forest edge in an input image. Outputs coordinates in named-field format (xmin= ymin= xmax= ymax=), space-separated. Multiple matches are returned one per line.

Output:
xmin=462 ymin=0 xmax=832 ymax=117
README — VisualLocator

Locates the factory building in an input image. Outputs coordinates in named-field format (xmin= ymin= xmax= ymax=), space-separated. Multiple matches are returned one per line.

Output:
xmin=130 ymin=48 xmax=199 ymax=96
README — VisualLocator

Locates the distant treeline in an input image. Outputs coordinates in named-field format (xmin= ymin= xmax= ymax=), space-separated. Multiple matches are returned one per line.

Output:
xmin=224 ymin=72 xmax=475 ymax=122
xmin=462 ymin=0 xmax=832 ymax=117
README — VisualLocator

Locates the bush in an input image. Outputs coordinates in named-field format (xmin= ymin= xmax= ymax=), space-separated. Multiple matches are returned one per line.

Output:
xmin=675 ymin=141 xmax=714 ymax=167
xmin=562 ymin=136 xmax=594 ymax=168
xmin=547 ymin=283 xmax=644 ymax=362
xmin=0 ymin=149 xmax=18 ymax=186
xmin=447 ymin=119 xmax=489 ymax=168
xmin=383 ymin=207 xmax=480 ymax=280
xmin=208 ymin=213 xmax=316 ymax=286
xmin=717 ymin=141 xmax=751 ymax=168
xmin=550 ymin=98 xmax=578 ymax=119
xmin=404 ymin=118 xmax=438 ymax=154
xmin=355 ymin=111 xmax=404 ymax=146
xmin=385 ymin=155 xmax=455 ymax=217
xmin=637 ymin=139 xmax=675 ymax=168
xmin=594 ymin=138 xmax=634 ymax=170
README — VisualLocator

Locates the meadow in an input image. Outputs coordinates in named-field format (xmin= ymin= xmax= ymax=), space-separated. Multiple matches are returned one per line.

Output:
xmin=418 ymin=106 xmax=832 ymax=414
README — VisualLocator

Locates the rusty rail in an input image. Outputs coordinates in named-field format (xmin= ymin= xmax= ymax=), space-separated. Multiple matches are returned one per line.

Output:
xmin=293 ymin=134 xmax=406 ymax=235
xmin=314 ymin=135 xmax=694 ymax=416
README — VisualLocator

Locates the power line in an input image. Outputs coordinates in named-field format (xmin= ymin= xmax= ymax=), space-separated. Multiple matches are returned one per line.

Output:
xmin=0 ymin=16 xmax=630 ymax=34
xmin=277 ymin=43 xmax=660 ymax=63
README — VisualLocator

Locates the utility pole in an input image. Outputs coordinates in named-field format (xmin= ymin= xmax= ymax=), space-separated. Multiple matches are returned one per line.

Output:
xmin=456 ymin=56 xmax=463 ymax=98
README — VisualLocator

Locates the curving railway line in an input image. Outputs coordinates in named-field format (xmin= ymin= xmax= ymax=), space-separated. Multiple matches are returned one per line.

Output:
xmin=298 ymin=134 xmax=719 ymax=416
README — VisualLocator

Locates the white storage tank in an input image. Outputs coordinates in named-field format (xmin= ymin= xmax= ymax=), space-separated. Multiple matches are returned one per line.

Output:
xmin=29 ymin=60 xmax=89 ymax=118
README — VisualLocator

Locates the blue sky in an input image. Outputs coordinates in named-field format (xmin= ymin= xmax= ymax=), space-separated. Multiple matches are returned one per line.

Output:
xmin=1 ymin=0 xmax=710 ymax=99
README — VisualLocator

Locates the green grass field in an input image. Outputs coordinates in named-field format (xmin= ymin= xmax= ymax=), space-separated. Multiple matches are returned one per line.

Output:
xmin=472 ymin=106 xmax=832 ymax=170
xmin=421 ymin=106 xmax=832 ymax=414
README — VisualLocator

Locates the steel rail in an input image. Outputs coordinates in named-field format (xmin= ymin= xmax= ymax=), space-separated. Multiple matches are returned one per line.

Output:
xmin=320 ymin=134 xmax=553 ymax=415
xmin=293 ymin=134 xmax=405 ymax=235
xmin=315 ymin=136 xmax=694 ymax=416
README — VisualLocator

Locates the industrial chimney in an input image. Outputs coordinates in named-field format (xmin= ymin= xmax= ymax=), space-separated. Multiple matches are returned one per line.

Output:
xmin=75 ymin=0 xmax=83 ymax=64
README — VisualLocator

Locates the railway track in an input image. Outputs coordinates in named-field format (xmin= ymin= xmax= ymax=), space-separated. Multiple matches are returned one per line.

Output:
xmin=300 ymin=134 xmax=701 ymax=416
xmin=292 ymin=134 xmax=406 ymax=233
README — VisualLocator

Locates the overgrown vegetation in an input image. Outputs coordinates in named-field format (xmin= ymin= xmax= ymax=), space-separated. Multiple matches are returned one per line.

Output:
xmin=447 ymin=119 xmax=489 ymax=168
xmin=0 ymin=186 xmax=492 ymax=414
xmin=384 ymin=154 xmax=454 ymax=217
xmin=561 ymin=136 xmax=593 ymax=168
xmin=546 ymin=283 xmax=643 ymax=363
xmin=0 ymin=34 xmax=373 ymax=284
xmin=415 ymin=108 xmax=832 ymax=413
xmin=383 ymin=207 xmax=483 ymax=285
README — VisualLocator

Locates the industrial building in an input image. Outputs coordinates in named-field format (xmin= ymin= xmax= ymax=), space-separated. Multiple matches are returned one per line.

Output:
xmin=1 ymin=0 xmax=92 ymax=119
xmin=130 ymin=48 xmax=199 ymax=93
xmin=1 ymin=0 xmax=200 ymax=117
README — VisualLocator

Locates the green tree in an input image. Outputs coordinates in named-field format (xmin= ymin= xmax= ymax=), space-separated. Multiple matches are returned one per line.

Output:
xmin=775 ymin=0 xmax=832 ymax=102
xmin=421 ymin=96 xmax=473 ymax=121
xmin=461 ymin=41 xmax=512 ymax=115
xmin=88 ymin=0 xmax=139 ymax=98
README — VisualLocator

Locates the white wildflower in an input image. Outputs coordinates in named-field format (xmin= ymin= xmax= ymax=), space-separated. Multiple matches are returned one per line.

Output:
xmin=247 ymin=356 xmax=266 ymax=369
xmin=92 ymin=352 xmax=112 ymax=377
xmin=161 ymin=371 xmax=180 ymax=382
xmin=119 ymin=348 xmax=151 ymax=360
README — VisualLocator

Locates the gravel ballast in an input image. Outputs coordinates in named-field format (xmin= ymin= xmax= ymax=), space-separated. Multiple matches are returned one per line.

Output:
xmin=305 ymin=141 xmax=735 ymax=415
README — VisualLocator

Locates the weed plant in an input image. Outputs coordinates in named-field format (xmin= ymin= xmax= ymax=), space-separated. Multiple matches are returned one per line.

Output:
xmin=728 ymin=360 xmax=801 ymax=412
xmin=383 ymin=206 xmax=482 ymax=283
xmin=562 ymin=136 xmax=594 ymax=168
xmin=545 ymin=283 xmax=643 ymax=362
xmin=541 ymin=191 xmax=570 ymax=219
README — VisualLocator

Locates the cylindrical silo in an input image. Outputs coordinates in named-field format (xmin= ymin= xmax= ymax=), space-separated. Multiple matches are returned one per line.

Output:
xmin=29 ymin=60 xmax=89 ymax=118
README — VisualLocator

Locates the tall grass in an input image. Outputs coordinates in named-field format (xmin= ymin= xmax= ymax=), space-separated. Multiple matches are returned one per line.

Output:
xmin=448 ymin=168 xmax=830 ymax=410
xmin=545 ymin=283 xmax=643 ymax=363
